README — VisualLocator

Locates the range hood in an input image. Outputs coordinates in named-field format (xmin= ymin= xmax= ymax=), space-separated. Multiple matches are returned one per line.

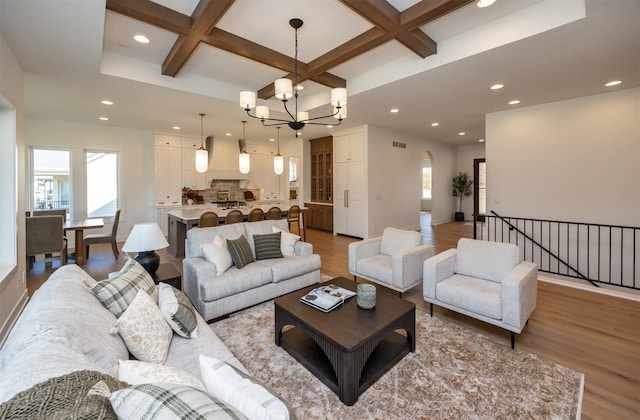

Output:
xmin=205 ymin=136 xmax=249 ymax=181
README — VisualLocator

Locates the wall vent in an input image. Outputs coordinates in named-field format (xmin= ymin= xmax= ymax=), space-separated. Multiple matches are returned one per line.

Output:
xmin=392 ymin=141 xmax=407 ymax=149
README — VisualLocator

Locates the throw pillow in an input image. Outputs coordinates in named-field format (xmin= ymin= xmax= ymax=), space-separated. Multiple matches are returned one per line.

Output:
xmin=117 ymin=360 xmax=205 ymax=391
xmin=91 ymin=257 xmax=158 ymax=318
xmin=158 ymin=282 xmax=199 ymax=339
xmin=109 ymin=383 xmax=247 ymax=420
xmin=199 ymin=355 xmax=295 ymax=420
xmin=272 ymin=227 xmax=300 ymax=257
xmin=201 ymin=235 xmax=233 ymax=275
xmin=110 ymin=289 xmax=173 ymax=363
xmin=253 ymin=232 xmax=284 ymax=260
xmin=0 ymin=370 xmax=128 ymax=420
xmin=226 ymin=235 xmax=254 ymax=269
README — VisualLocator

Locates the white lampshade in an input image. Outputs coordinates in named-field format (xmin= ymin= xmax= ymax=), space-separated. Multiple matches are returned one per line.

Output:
xmin=122 ymin=223 xmax=169 ymax=253
xmin=334 ymin=104 xmax=347 ymax=120
xmin=275 ymin=78 xmax=293 ymax=100
xmin=239 ymin=151 xmax=250 ymax=174
xmin=296 ymin=111 xmax=309 ymax=122
xmin=330 ymin=88 xmax=347 ymax=107
xmin=239 ymin=91 xmax=256 ymax=109
xmin=274 ymin=154 xmax=284 ymax=175
xmin=256 ymin=105 xmax=270 ymax=119
xmin=195 ymin=147 xmax=208 ymax=173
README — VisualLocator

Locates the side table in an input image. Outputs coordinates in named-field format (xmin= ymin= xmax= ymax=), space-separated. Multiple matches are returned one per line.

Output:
xmin=151 ymin=263 xmax=182 ymax=291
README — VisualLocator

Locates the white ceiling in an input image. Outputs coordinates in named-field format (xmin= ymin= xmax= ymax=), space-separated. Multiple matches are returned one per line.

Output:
xmin=0 ymin=0 xmax=638 ymax=145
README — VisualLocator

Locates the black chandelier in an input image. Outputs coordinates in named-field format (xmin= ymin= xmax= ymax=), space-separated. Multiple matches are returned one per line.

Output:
xmin=239 ymin=18 xmax=347 ymax=134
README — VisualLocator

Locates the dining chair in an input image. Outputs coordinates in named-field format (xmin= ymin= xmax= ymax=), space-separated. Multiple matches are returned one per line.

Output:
xmin=199 ymin=211 xmax=219 ymax=227
xmin=225 ymin=209 xmax=244 ymax=224
xmin=26 ymin=215 xmax=66 ymax=269
xmin=32 ymin=209 xmax=69 ymax=265
xmin=266 ymin=207 xmax=282 ymax=220
xmin=247 ymin=208 xmax=264 ymax=222
xmin=84 ymin=209 xmax=121 ymax=259
xmin=287 ymin=205 xmax=301 ymax=235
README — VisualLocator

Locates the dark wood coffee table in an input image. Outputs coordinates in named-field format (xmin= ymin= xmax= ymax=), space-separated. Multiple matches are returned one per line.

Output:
xmin=274 ymin=277 xmax=415 ymax=406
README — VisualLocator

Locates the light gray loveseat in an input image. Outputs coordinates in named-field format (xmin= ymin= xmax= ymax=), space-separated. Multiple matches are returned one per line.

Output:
xmin=423 ymin=238 xmax=538 ymax=348
xmin=0 ymin=264 xmax=246 ymax=405
xmin=183 ymin=219 xmax=321 ymax=322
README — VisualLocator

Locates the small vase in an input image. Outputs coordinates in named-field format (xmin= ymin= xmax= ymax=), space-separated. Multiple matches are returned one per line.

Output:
xmin=357 ymin=284 xmax=376 ymax=309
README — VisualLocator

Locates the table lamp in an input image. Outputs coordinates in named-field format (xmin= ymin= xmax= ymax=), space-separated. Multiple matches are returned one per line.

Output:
xmin=121 ymin=222 xmax=169 ymax=275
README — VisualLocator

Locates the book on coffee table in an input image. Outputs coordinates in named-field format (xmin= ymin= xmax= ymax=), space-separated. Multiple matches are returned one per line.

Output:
xmin=300 ymin=284 xmax=357 ymax=312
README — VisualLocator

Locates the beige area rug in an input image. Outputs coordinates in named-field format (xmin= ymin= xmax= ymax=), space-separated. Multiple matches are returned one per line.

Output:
xmin=211 ymin=302 xmax=584 ymax=419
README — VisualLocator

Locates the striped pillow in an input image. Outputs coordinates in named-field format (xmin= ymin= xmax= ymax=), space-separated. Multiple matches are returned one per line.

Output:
xmin=199 ymin=355 xmax=294 ymax=420
xmin=109 ymin=383 xmax=246 ymax=420
xmin=91 ymin=258 xmax=158 ymax=318
xmin=226 ymin=236 xmax=254 ymax=269
xmin=158 ymin=283 xmax=199 ymax=339
xmin=253 ymin=232 xmax=284 ymax=260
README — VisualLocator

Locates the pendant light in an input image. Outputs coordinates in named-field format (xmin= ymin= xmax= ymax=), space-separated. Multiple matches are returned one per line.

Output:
xmin=195 ymin=113 xmax=208 ymax=173
xmin=239 ymin=121 xmax=251 ymax=174
xmin=274 ymin=127 xmax=283 ymax=175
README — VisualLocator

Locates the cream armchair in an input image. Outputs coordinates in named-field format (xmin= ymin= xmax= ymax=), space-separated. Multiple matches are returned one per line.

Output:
xmin=349 ymin=227 xmax=435 ymax=294
xmin=423 ymin=238 xmax=538 ymax=348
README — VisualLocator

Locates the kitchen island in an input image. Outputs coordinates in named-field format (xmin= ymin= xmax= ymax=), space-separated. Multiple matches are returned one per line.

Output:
xmin=166 ymin=204 xmax=306 ymax=258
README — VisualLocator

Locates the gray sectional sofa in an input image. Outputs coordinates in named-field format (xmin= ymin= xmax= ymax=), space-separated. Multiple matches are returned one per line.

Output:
xmin=183 ymin=219 xmax=321 ymax=322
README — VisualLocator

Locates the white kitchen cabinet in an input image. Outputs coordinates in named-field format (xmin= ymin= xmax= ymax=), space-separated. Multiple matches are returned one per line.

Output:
xmin=154 ymin=139 xmax=182 ymax=205
xmin=181 ymin=138 xmax=207 ymax=190
xmin=156 ymin=205 xmax=180 ymax=237
xmin=245 ymin=145 xmax=280 ymax=199
xmin=333 ymin=129 xmax=366 ymax=238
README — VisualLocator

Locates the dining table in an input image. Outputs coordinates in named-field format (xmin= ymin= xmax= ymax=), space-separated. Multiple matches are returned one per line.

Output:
xmin=63 ymin=218 xmax=104 ymax=265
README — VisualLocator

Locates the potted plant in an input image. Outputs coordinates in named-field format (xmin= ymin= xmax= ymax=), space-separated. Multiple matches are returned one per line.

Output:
xmin=452 ymin=172 xmax=473 ymax=221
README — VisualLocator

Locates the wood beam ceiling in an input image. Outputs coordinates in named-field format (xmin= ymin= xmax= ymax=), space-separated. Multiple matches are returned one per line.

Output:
xmin=106 ymin=0 xmax=475 ymax=99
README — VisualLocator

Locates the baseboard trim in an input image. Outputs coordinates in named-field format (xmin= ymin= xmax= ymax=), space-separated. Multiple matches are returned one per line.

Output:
xmin=0 ymin=289 xmax=28 ymax=348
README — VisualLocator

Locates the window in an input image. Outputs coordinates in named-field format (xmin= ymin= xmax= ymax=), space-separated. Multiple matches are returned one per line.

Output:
xmin=422 ymin=167 xmax=432 ymax=199
xmin=31 ymin=149 xmax=71 ymax=218
xmin=289 ymin=158 xmax=298 ymax=183
xmin=86 ymin=151 xmax=119 ymax=218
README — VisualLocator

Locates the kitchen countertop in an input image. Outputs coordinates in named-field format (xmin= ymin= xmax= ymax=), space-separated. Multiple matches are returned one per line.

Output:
xmin=167 ymin=203 xmax=305 ymax=222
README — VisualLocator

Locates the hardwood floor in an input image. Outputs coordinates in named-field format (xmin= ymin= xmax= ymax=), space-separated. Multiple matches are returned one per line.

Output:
xmin=25 ymin=216 xmax=639 ymax=419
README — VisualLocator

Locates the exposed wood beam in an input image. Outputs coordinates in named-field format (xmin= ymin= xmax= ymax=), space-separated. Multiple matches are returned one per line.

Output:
xmin=396 ymin=29 xmax=437 ymax=58
xmin=162 ymin=0 xmax=235 ymax=77
xmin=106 ymin=0 xmax=191 ymax=36
xmin=400 ymin=0 xmax=476 ymax=28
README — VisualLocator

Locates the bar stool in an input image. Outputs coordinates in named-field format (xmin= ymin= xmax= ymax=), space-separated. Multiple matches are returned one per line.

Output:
xmin=266 ymin=207 xmax=282 ymax=220
xmin=287 ymin=205 xmax=301 ymax=235
xmin=198 ymin=211 xmax=219 ymax=227
xmin=225 ymin=209 xmax=244 ymax=224
xmin=248 ymin=208 xmax=264 ymax=222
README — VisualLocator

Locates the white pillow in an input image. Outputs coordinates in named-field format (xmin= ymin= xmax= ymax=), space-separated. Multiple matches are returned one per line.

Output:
xmin=201 ymin=235 xmax=233 ymax=275
xmin=110 ymin=289 xmax=173 ymax=363
xmin=199 ymin=355 xmax=292 ymax=420
xmin=117 ymin=359 xmax=206 ymax=391
xmin=272 ymin=227 xmax=300 ymax=257
xmin=157 ymin=283 xmax=199 ymax=339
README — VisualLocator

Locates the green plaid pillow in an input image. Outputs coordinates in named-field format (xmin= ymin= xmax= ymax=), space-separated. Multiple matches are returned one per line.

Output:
xmin=253 ymin=232 xmax=284 ymax=260
xmin=91 ymin=258 xmax=158 ymax=318
xmin=226 ymin=236 xmax=254 ymax=269
xmin=158 ymin=283 xmax=199 ymax=339
xmin=109 ymin=383 xmax=247 ymax=420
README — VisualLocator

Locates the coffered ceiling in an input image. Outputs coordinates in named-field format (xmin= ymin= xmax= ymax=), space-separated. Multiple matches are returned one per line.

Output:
xmin=0 ymin=0 xmax=638 ymax=145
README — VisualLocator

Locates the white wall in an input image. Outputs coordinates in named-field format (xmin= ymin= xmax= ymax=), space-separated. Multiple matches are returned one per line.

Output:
xmin=0 ymin=32 xmax=27 ymax=344
xmin=26 ymin=119 xmax=156 ymax=245
xmin=456 ymin=143 xmax=486 ymax=220
xmin=367 ymin=125 xmax=457 ymax=237
xmin=486 ymin=87 xmax=640 ymax=226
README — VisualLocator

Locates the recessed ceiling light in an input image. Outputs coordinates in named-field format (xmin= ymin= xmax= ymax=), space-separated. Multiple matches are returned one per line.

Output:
xmin=134 ymin=34 xmax=150 ymax=44
xmin=431 ymin=122 xmax=439 ymax=127
xmin=326 ymin=125 xmax=334 ymax=128
xmin=172 ymin=126 xmax=181 ymax=130
xmin=225 ymin=133 xmax=232 ymax=136
xmin=479 ymin=139 xmax=485 ymax=143
xmin=390 ymin=108 xmax=399 ymax=113
xmin=101 ymin=100 xmax=113 ymax=105
xmin=605 ymin=80 xmax=622 ymax=87
xmin=295 ymin=85 xmax=304 ymax=91
xmin=269 ymin=138 xmax=275 ymax=142
xmin=490 ymin=84 xmax=504 ymax=90
xmin=477 ymin=0 xmax=496 ymax=8
xmin=508 ymin=100 xmax=520 ymax=105
xmin=296 ymin=132 xmax=303 ymax=136
xmin=99 ymin=117 xmax=109 ymax=121
xmin=459 ymin=132 xmax=466 ymax=136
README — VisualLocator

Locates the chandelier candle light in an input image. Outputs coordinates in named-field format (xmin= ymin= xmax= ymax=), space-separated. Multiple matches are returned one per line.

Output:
xmin=239 ymin=121 xmax=250 ymax=175
xmin=239 ymin=18 xmax=347 ymax=134
xmin=274 ymin=127 xmax=283 ymax=175
xmin=195 ymin=113 xmax=208 ymax=173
